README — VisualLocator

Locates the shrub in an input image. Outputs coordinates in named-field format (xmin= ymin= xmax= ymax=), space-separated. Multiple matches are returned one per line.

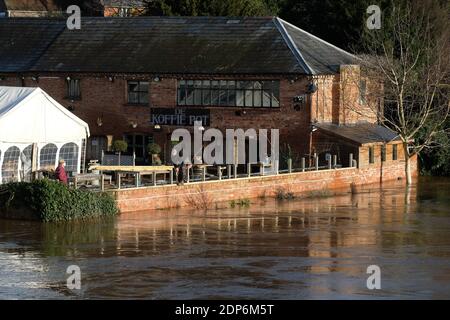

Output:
xmin=112 ymin=140 xmax=128 ymax=153
xmin=147 ymin=142 xmax=161 ymax=155
xmin=0 ymin=179 xmax=119 ymax=222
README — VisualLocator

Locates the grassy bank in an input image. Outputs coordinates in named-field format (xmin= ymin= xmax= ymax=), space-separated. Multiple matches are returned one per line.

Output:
xmin=0 ymin=179 xmax=118 ymax=222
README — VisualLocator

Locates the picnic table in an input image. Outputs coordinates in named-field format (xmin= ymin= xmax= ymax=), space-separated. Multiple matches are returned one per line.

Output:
xmin=89 ymin=165 xmax=174 ymax=189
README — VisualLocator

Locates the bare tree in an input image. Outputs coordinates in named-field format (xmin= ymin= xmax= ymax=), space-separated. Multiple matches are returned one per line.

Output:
xmin=345 ymin=0 xmax=450 ymax=185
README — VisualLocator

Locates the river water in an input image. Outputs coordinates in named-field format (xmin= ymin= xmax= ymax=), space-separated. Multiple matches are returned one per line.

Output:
xmin=0 ymin=177 xmax=449 ymax=299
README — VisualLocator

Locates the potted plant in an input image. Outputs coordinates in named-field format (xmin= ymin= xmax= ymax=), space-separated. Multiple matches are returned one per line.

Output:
xmin=147 ymin=142 xmax=162 ymax=165
xmin=112 ymin=140 xmax=128 ymax=165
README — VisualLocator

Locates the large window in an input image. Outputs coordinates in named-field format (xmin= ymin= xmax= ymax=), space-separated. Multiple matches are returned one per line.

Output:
xmin=67 ymin=79 xmax=81 ymax=99
xmin=127 ymin=81 xmax=149 ymax=104
xmin=177 ymin=80 xmax=280 ymax=108
xmin=124 ymin=134 xmax=154 ymax=164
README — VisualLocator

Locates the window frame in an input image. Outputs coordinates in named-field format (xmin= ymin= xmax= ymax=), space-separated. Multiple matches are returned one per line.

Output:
xmin=127 ymin=80 xmax=149 ymax=105
xmin=392 ymin=144 xmax=398 ymax=161
xmin=369 ymin=146 xmax=375 ymax=164
xmin=381 ymin=145 xmax=386 ymax=162
xmin=66 ymin=78 xmax=81 ymax=100
xmin=359 ymin=79 xmax=367 ymax=105
xmin=177 ymin=79 xmax=280 ymax=108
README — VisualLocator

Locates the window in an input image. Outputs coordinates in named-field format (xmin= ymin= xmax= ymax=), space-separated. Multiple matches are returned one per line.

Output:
xmin=381 ymin=145 xmax=386 ymax=162
xmin=359 ymin=79 xmax=367 ymax=105
xmin=392 ymin=144 xmax=398 ymax=160
xmin=87 ymin=136 xmax=107 ymax=161
xmin=59 ymin=143 xmax=79 ymax=173
xmin=124 ymin=134 xmax=154 ymax=163
xmin=67 ymin=79 xmax=80 ymax=99
xmin=127 ymin=81 xmax=149 ymax=104
xmin=177 ymin=80 xmax=280 ymax=108
xmin=1 ymin=146 xmax=20 ymax=183
xmin=39 ymin=143 xmax=58 ymax=169
xmin=369 ymin=146 xmax=375 ymax=164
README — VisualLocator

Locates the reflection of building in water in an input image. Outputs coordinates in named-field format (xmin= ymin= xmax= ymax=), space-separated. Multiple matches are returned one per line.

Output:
xmin=111 ymin=183 xmax=417 ymax=259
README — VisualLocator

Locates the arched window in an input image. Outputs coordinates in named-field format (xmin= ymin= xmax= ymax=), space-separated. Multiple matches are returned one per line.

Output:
xmin=20 ymin=145 xmax=33 ymax=182
xmin=2 ymin=146 xmax=20 ymax=183
xmin=59 ymin=143 xmax=79 ymax=172
xmin=39 ymin=143 xmax=58 ymax=169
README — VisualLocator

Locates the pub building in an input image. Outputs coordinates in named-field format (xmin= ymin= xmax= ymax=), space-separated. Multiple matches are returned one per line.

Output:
xmin=0 ymin=16 xmax=404 ymax=169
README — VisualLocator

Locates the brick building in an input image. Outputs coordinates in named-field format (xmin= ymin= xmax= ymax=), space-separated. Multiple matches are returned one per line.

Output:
xmin=0 ymin=16 xmax=404 ymax=168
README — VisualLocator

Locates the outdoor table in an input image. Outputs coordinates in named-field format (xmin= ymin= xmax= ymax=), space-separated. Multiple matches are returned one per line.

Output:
xmin=89 ymin=165 xmax=174 ymax=188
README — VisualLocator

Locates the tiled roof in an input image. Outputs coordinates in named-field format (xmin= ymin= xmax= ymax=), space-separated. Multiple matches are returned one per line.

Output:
xmin=0 ymin=16 xmax=356 ymax=75
xmin=0 ymin=19 xmax=65 ymax=72
xmin=316 ymin=123 xmax=401 ymax=145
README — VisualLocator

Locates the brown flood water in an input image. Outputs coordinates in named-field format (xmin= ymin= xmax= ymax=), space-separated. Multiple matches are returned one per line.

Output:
xmin=0 ymin=177 xmax=449 ymax=299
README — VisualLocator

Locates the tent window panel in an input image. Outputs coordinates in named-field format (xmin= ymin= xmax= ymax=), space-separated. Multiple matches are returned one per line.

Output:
xmin=2 ymin=146 xmax=20 ymax=183
xmin=40 ymin=143 xmax=58 ymax=169
xmin=67 ymin=79 xmax=81 ymax=100
xmin=59 ymin=143 xmax=79 ymax=173
xmin=20 ymin=145 xmax=33 ymax=182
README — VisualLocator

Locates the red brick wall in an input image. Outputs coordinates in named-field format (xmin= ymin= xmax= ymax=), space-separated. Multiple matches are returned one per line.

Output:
xmin=113 ymin=154 xmax=418 ymax=212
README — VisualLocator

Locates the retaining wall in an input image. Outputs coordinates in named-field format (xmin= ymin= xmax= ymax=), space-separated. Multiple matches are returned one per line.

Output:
xmin=113 ymin=155 xmax=417 ymax=213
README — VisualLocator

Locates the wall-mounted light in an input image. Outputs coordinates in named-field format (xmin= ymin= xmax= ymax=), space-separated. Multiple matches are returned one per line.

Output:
xmin=310 ymin=124 xmax=318 ymax=132
xmin=154 ymin=124 xmax=162 ymax=132
xmin=130 ymin=120 xmax=138 ymax=128
xmin=198 ymin=125 xmax=205 ymax=131
xmin=96 ymin=117 xmax=103 ymax=127
xmin=66 ymin=76 xmax=71 ymax=81
xmin=108 ymin=76 xmax=114 ymax=82
xmin=153 ymin=76 xmax=161 ymax=82
xmin=31 ymin=76 xmax=39 ymax=82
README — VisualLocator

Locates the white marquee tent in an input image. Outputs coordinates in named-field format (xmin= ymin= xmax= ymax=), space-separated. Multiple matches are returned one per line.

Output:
xmin=0 ymin=86 xmax=90 ymax=184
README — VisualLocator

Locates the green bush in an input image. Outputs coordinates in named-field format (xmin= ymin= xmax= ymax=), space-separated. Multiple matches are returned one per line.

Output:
xmin=0 ymin=179 xmax=119 ymax=222
xmin=147 ymin=142 xmax=161 ymax=155
xmin=112 ymin=140 xmax=128 ymax=153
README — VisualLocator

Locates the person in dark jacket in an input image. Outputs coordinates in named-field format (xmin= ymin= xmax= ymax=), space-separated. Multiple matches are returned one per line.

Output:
xmin=55 ymin=159 xmax=68 ymax=185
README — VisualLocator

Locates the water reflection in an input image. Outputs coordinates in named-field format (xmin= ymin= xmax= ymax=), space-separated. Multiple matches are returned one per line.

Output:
xmin=0 ymin=178 xmax=449 ymax=299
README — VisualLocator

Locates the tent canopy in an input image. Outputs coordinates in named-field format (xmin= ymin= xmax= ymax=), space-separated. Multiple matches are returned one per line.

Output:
xmin=0 ymin=86 xmax=90 ymax=143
